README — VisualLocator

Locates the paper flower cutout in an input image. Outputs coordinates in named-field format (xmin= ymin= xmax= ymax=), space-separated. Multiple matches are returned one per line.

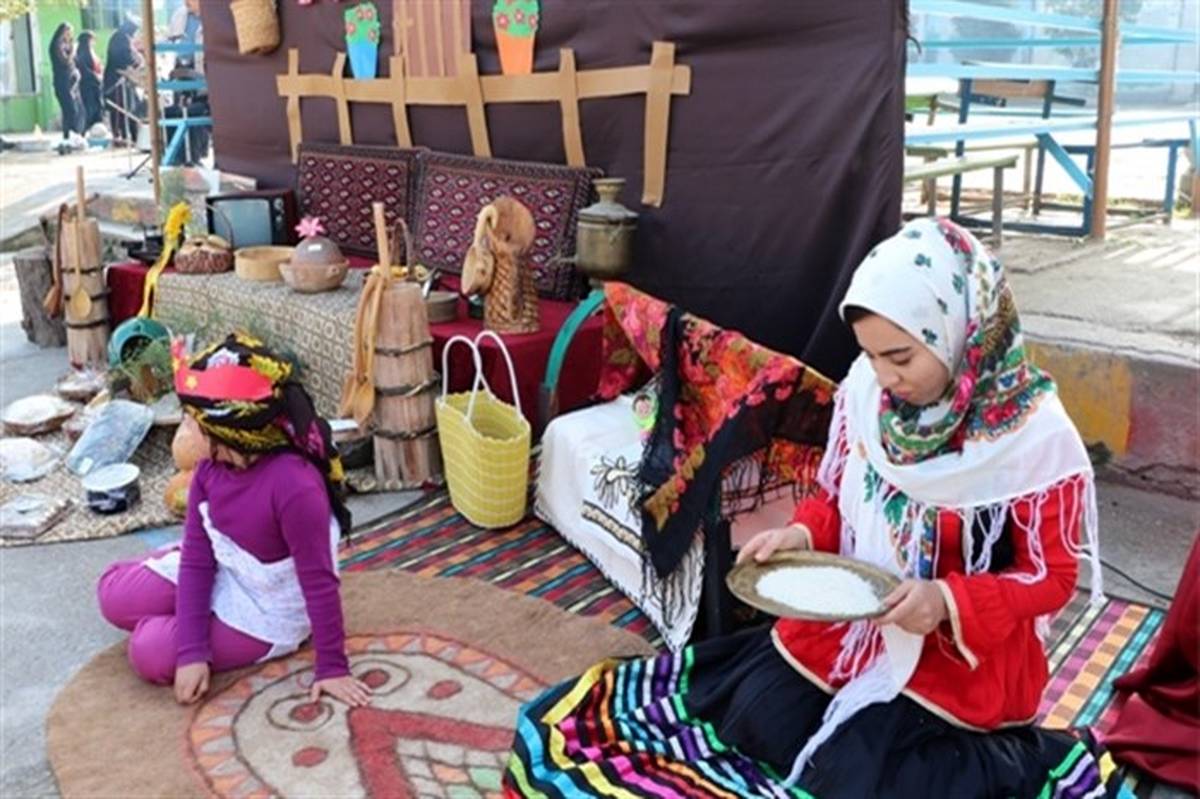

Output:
xmin=296 ymin=216 xmax=326 ymax=239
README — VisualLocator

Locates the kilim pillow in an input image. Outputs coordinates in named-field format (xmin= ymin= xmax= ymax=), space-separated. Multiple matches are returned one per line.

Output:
xmin=296 ymin=142 xmax=424 ymax=259
xmin=411 ymin=152 xmax=601 ymax=300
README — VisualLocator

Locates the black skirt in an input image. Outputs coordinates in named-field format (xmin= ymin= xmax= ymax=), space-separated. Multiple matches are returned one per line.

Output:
xmin=506 ymin=626 xmax=1130 ymax=799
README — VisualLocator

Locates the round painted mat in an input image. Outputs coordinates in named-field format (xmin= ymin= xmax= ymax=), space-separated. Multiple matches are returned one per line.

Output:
xmin=49 ymin=571 xmax=655 ymax=798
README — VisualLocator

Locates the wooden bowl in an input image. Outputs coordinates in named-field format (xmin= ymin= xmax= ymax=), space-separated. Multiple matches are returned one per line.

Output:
xmin=425 ymin=290 xmax=459 ymax=324
xmin=235 ymin=245 xmax=293 ymax=282
xmin=278 ymin=258 xmax=349 ymax=293
xmin=726 ymin=550 xmax=900 ymax=622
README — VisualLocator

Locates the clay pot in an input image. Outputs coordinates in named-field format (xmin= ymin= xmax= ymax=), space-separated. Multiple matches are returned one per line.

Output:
xmin=280 ymin=235 xmax=348 ymax=293
xmin=279 ymin=259 xmax=348 ymax=293
xmin=164 ymin=470 xmax=193 ymax=517
xmin=172 ymin=417 xmax=207 ymax=471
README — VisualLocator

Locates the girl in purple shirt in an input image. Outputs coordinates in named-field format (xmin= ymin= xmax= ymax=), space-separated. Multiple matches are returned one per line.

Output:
xmin=97 ymin=333 xmax=370 ymax=709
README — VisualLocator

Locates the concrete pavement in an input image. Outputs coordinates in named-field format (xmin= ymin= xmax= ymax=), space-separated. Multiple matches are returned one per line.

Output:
xmin=1003 ymin=223 xmax=1200 ymax=499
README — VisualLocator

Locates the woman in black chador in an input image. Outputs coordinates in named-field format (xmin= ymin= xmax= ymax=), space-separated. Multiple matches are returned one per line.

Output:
xmin=49 ymin=23 xmax=84 ymax=139
xmin=103 ymin=17 xmax=145 ymax=145
xmin=75 ymin=31 xmax=105 ymax=130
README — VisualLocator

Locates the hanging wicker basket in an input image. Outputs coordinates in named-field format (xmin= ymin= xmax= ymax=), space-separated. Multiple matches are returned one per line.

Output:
xmin=231 ymin=0 xmax=280 ymax=56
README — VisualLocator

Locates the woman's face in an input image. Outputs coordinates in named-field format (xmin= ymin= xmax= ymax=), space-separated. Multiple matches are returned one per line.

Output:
xmin=851 ymin=312 xmax=951 ymax=407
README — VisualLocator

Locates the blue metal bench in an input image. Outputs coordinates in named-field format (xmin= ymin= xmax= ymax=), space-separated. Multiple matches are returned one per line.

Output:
xmin=906 ymin=112 xmax=1199 ymax=236
xmin=155 ymin=42 xmax=210 ymax=167
xmin=908 ymin=0 xmax=1198 ymax=235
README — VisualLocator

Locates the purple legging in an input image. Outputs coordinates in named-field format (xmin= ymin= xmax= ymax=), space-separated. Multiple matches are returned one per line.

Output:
xmin=96 ymin=551 xmax=272 ymax=685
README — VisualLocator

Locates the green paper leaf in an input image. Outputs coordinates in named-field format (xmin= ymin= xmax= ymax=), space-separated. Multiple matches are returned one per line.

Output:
xmin=344 ymin=2 xmax=381 ymax=46
xmin=492 ymin=0 xmax=539 ymax=38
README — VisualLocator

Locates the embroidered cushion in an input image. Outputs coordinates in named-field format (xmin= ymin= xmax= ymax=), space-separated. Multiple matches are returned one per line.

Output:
xmin=296 ymin=142 xmax=423 ymax=259
xmin=411 ymin=152 xmax=601 ymax=300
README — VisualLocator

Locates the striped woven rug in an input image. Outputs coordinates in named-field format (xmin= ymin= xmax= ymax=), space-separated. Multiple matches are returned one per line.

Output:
xmin=340 ymin=491 xmax=662 ymax=647
xmin=1039 ymin=590 xmax=1165 ymax=732
xmin=341 ymin=491 xmax=1164 ymax=740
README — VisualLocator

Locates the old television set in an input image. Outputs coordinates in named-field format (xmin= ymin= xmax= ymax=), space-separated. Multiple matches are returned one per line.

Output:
xmin=206 ymin=189 xmax=299 ymax=247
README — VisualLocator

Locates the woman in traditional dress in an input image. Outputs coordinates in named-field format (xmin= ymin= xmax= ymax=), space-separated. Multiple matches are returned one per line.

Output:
xmin=97 ymin=333 xmax=371 ymax=709
xmin=49 ymin=23 xmax=84 ymax=139
xmin=75 ymin=31 xmax=105 ymax=130
xmin=505 ymin=218 xmax=1128 ymax=798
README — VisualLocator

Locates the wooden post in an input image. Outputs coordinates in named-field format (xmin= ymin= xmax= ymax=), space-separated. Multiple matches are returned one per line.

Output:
xmin=1190 ymin=119 xmax=1199 ymax=219
xmin=642 ymin=42 xmax=675 ymax=207
xmin=1192 ymin=171 xmax=1200 ymax=220
xmin=433 ymin=0 xmax=446 ymax=76
xmin=414 ymin=0 xmax=430 ymax=77
xmin=1022 ymin=142 xmax=1034 ymax=211
xmin=458 ymin=53 xmax=492 ymax=158
xmin=281 ymin=49 xmax=302 ymax=161
xmin=1090 ymin=0 xmax=1119 ymax=240
xmin=991 ymin=165 xmax=1004 ymax=250
xmin=332 ymin=53 xmax=353 ymax=144
xmin=141 ymin=0 xmax=161 ymax=207
xmin=557 ymin=49 xmax=585 ymax=167
xmin=389 ymin=55 xmax=413 ymax=147
xmin=394 ymin=0 xmax=409 ymax=73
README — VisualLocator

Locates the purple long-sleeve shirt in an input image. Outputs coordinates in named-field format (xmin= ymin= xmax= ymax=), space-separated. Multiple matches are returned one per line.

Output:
xmin=175 ymin=452 xmax=349 ymax=680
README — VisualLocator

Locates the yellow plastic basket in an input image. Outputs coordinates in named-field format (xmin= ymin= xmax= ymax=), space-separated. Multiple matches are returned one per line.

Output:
xmin=436 ymin=332 xmax=531 ymax=528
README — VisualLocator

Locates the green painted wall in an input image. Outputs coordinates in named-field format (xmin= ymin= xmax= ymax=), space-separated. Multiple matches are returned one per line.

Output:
xmin=0 ymin=95 xmax=38 ymax=132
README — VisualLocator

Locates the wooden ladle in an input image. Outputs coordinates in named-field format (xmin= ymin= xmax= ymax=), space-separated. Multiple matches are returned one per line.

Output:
xmin=67 ymin=167 xmax=93 ymax=321
xmin=346 ymin=203 xmax=391 ymax=423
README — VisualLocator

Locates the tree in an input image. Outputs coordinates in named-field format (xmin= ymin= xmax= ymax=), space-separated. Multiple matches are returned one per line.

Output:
xmin=0 ymin=0 xmax=36 ymax=22
xmin=0 ymin=0 xmax=87 ymax=23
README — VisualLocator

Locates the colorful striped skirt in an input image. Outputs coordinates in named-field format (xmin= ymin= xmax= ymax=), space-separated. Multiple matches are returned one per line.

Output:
xmin=505 ymin=627 xmax=1130 ymax=798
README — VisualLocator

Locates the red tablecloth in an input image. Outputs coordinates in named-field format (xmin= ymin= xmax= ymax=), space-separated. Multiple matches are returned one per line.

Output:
xmin=106 ymin=260 xmax=602 ymax=427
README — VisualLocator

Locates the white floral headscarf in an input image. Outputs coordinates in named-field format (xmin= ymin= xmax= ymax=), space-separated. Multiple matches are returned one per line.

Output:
xmin=840 ymin=217 xmax=1052 ymax=465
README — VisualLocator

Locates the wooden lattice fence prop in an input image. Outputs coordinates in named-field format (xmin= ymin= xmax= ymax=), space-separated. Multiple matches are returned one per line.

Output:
xmin=276 ymin=42 xmax=691 ymax=206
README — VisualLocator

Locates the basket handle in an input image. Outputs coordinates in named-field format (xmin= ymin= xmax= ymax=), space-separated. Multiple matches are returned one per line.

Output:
xmin=205 ymin=202 xmax=236 ymax=250
xmin=388 ymin=218 xmax=418 ymax=283
xmin=441 ymin=334 xmax=489 ymax=410
xmin=471 ymin=330 xmax=522 ymax=418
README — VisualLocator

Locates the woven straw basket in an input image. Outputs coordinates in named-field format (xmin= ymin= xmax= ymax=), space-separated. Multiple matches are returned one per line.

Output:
xmin=231 ymin=0 xmax=280 ymax=56
xmin=436 ymin=332 xmax=531 ymax=529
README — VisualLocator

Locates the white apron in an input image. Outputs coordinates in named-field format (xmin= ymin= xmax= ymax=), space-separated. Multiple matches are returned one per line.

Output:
xmin=145 ymin=501 xmax=341 ymax=661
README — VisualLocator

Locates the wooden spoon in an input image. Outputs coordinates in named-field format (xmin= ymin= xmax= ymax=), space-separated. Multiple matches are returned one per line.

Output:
xmin=350 ymin=276 xmax=384 ymax=425
xmin=67 ymin=167 xmax=92 ymax=321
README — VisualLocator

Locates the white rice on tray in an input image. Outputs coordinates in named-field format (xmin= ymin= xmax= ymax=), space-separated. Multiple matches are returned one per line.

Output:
xmin=757 ymin=565 xmax=882 ymax=617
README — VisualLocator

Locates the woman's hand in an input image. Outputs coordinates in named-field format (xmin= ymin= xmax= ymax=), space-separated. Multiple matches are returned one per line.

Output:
xmin=174 ymin=662 xmax=210 ymax=705
xmin=877 ymin=580 xmax=948 ymax=635
xmin=736 ymin=524 xmax=811 ymax=566
xmin=310 ymin=675 xmax=373 ymax=708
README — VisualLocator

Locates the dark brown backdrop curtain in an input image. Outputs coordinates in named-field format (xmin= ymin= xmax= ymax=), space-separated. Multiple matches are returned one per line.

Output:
xmin=200 ymin=0 xmax=907 ymax=379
